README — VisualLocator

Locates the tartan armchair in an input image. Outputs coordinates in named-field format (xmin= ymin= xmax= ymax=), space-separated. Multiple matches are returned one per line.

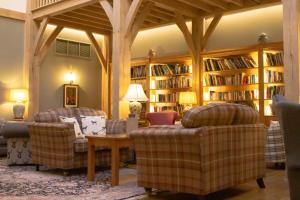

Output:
xmin=28 ymin=107 xmax=133 ymax=170
xmin=130 ymin=103 xmax=266 ymax=197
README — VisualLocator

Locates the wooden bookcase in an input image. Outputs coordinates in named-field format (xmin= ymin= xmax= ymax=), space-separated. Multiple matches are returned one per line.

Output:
xmin=201 ymin=42 xmax=284 ymax=124
xmin=131 ymin=55 xmax=192 ymax=118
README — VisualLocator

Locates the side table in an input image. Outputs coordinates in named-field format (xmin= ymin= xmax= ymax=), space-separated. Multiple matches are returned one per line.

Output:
xmin=86 ymin=134 xmax=134 ymax=186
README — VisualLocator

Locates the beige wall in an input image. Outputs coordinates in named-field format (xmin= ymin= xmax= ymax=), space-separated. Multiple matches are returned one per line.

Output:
xmin=132 ymin=5 xmax=283 ymax=59
xmin=0 ymin=0 xmax=27 ymax=12
xmin=39 ymin=26 xmax=104 ymax=112
xmin=0 ymin=17 xmax=24 ymax=119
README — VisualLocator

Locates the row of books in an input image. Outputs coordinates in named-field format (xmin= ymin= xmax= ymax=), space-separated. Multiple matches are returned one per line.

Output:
xmin=265 ymin=86 xmax=285 ymax=99
xmin=151 ymin=105 xmax=184 ymax=113
xmin=151 ymin=64 xmax=191 ymax=76
xmin=264 ymin=70 xmax=284 ymax=83
xmin=209 ymin=90 xmax=259 ymax=101
xmin=150 ymin=93 xmax=177 ymax=103
xmin=204 ymin=73 xmax=258 ymax=86
xmin=266 ymin=52 xmax=284 ymax=66
xmin=152 ymin=77 xmax=192 ymax=89
xmin=131 ymin=65 xmax=146 ymax=79
xmin=204 ymin=56 xmax=256 ymax=71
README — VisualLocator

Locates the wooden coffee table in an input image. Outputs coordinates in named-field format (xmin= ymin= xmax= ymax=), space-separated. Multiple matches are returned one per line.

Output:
xmin=86 ymin=134 xmax=133 ymax=186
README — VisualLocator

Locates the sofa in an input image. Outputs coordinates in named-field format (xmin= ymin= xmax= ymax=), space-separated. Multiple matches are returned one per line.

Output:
xmin=130 ymin=103 xmax=266 ymax=197
xmin=28 ymin=107 xmax=133 ymax=170
xmin=146 ymin=112 xmax=178 ymax=125
xmin=0 ymin=119 xmax=7 ymax=156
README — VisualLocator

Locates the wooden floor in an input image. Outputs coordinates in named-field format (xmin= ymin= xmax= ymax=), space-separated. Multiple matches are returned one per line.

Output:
xmin=121 ymin=168 xmax=290 ymax=200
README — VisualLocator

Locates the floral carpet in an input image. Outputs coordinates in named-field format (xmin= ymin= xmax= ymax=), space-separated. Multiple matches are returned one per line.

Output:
xmin=0 ymin=159 xmax=145 ymax=200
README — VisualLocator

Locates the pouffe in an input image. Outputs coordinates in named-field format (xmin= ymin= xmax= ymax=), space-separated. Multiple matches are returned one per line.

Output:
xmin=265 ymin=121 xmax=286 ymax=167
xmin=2 ymin=122 xmax=32 ymax=165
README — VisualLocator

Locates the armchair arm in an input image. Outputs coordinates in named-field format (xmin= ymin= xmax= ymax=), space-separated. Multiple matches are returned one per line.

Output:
xmin=28 ymin=122 xmax=76 ymax=169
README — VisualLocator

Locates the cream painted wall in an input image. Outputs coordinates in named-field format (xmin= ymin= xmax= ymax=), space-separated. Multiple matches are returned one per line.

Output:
xmin=0 ymin=0 xmax=27 ymax=12
xmin=131 ymin=5 xmax=283 ymax=59
xmin=39 ymin=26 xmax=104 ymax=112
xmin=0 ymin=17 xmax=24 ymax=119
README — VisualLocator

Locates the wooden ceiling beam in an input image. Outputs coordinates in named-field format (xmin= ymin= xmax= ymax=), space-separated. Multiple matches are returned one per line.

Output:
xmin=199 ymin=0 xmax=229 ymax=10
xmin=152 ymin=7 xmax=174 ymax=17
xmin=148 ymin=11 xmax=172 ymax=21
xmin=151 ymin=0 xmax=204 ymax=18
xmin=58 ymin=14 xmax=112 ymax=30
xmin=49 ymin=18 xmax=111 ymax=35
xmin=32 ymin=0 xmax=98 ymax=20
xmin=223 ymin=0 xmax=244 ymax=7
xmin=67 ymin=11 xmax=111 ymax=26
xmin=177 ymin=0 xmax=214 ymax=13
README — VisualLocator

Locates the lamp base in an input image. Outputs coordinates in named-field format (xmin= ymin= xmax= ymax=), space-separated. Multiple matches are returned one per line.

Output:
xmin=129 ymin=101 xmax=142 ymax=119
xmin=13 ymin=103 xmax=25 ymax=120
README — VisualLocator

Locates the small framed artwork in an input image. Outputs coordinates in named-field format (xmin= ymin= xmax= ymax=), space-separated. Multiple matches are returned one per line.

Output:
xmin=63 ymin=84 xmax=79 ymax=108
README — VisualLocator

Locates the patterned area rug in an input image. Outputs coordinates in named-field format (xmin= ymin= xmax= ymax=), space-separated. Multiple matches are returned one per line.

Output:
xmin=0 ymin=159 xmax=145 ymax=200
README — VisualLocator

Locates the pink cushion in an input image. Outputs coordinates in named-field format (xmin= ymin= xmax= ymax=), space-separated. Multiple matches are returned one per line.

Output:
xmin=146 ymin=112 xmax=178 ymax=125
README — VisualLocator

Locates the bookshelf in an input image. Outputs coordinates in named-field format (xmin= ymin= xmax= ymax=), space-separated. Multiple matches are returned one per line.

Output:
xmin=262 ymin=43 xmax=284 ymax=125
xmin=201 ymin=42 xmax=284 ymax=124
xmin=131 ymin=55 xmax=193 ymax=117
xmin=130 ymin=59 xmax=149 ymax=121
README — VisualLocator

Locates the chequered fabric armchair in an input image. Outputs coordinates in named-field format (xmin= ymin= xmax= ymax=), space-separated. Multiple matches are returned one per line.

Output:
xmin=28 ymin=107 xmax=133 ymax=170
xmin=130 ymin=103 xmax=266 ymax=196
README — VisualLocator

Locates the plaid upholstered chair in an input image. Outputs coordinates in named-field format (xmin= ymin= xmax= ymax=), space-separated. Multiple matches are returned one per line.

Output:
xmin=130 ymin=103 xmax=266 ymax=198
xmin=28 ymin=107 xmax=133 ymax=171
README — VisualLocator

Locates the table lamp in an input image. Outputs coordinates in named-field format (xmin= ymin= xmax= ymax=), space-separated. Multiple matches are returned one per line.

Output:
xmin=10 ymin=89 xmax=28 ymax=119
xmin=123 ymin=84 xmax=148 ymax=119
xmin=179 ymin=91 xmax=197 ymax=111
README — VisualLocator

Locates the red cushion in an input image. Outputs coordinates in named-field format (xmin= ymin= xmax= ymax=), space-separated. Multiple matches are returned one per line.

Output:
xmin=146 ymin=112 xmax=178 ymax=125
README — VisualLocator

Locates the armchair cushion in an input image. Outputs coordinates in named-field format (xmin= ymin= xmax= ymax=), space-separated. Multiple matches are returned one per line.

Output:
xmin=182 ymin=103 xmax=236 ymax=128
xmin=182 ymin=103 xmax=259 ymax=128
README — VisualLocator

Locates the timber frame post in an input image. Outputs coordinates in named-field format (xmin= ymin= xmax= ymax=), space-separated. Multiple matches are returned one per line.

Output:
xmin=175 ymin=14 xmax=222 ymax=105
xmin=25 ymin=1 xmax=64 ymax=120
xmin=282 ymin=0 xmax=300 ymax=103
xmin=100 ymin=0 xmax=153 ymax=119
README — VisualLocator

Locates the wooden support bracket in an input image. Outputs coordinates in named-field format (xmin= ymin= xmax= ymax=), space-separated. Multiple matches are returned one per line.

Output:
xmin=33 ymin=17 xmax=49 ymax=56
xmin=125 ymin=0 xmax=143 ymax=37
xmin=86 ymin=31 xmax=108 ymax=71
xmin=99 ymin=0 xmax=113 ymax=25
xmin=202 ymin=14 xmax=222 ymax=50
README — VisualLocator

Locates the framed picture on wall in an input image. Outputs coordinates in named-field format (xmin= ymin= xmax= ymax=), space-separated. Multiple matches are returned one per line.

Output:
xmin=63 ymin=84 xmax=79 ymax=108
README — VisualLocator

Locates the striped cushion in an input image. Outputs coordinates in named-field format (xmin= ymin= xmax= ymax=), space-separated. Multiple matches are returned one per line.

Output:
xmin=182 ymin=103 xmax=258 ymax=128
xmin=182 ymin=103 xmax=236 ymax=128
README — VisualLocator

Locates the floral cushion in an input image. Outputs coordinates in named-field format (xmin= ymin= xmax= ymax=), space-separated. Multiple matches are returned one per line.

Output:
xmin=59 ymin=116 xmax=84 ymax=139
xmin=80 ymin=115 xmax=106 ymax=136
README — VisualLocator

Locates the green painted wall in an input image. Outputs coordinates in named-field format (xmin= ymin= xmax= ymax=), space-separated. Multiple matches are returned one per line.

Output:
xmin=39 ymin=26 xmax=103 ymax=112
xmin=0 ymin=17 xmax=24 ymax=119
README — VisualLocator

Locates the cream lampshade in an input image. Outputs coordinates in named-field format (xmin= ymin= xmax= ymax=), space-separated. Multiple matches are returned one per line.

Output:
xmin=179 ymin=91 xmax=197 ymax=111
xmin=123 ymin=84 xmax=148 ymax=119
xmin=10 ymin=89 xmax=28 ymax=119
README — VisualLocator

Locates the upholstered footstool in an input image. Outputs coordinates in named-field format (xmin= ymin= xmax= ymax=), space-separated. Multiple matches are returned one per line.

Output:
xmin=2 ymin=122 xmax=32 ymax=165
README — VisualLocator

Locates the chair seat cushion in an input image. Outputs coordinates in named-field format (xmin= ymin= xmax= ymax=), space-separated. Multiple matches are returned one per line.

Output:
xmin=74 ymin=138 xmax=106 ymax=153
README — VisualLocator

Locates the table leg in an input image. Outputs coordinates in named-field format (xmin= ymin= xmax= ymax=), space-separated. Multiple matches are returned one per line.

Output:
xmin=87 ymin=142 xmax=95 ymax=181
xmin=111 ymin=145 xmax=120 ymax=186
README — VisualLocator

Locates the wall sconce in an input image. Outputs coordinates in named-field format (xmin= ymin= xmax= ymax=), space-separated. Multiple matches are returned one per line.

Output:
xmin=66 ymin=71 xmax=76 ymax=84
xmin=10 ymin=89 xmax=28 ymax=120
